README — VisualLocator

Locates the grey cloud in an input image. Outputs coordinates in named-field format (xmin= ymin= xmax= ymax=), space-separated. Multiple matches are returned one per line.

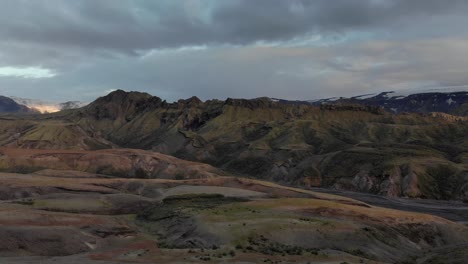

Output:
xmin=1 ymin=0 xmax=468 ymax=57
xmin=3 ymin=39 xmax=468 ymax=102
xmin=1 ymin=1 xmax=468 ymax=102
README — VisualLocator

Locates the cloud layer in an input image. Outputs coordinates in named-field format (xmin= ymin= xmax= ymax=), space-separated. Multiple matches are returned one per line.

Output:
xmin=0 ymin=0 xmax=468 ymax=101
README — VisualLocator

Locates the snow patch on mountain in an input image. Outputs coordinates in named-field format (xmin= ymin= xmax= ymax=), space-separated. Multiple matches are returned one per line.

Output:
xmin=306 ymin=97 xmax=339 ymax=103
xmin=382 ymin=85 xmax=468 ymax=99
xmin=352 ymin=93 xmax=378 ymax=99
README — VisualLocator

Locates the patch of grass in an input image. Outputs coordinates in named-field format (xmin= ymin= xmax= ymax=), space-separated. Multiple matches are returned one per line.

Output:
xmin=14 ymin=198 xmax=34 ymax=205
xmin=242 ymin=235 xmax=319 ymax=256
xmin=32 ymin=200 xmax=48 ymax=207
xmin=343 ymin=248 xmax=373 ymax=260
xmin=125 ymin=214 xmax=137 ymax=221
xmin=162 ymin=193 xmax=248 ymax=209
xmin=136 ymin=193 xmax=251 ymax=249
xmin=361 ymin=226 xmax=398 ymax=247
xmin=299 ymin=217 xmax=335 ymax=226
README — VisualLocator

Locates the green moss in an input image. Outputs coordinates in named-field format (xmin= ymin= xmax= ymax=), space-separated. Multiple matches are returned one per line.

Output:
xmin=32 ymin=200 xmax=48 ymax=207
xmin=418 ymin=164 xmax=464 ymax=200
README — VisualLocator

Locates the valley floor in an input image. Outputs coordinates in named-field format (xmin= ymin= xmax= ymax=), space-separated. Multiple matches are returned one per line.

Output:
xmin=311 ymin=188 xmax=468 ymax=224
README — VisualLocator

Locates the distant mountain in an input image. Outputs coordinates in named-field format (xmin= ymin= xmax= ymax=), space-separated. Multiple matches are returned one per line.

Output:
xmin=59 ymin=100 xmax=88 ymax=110
xmin=272 ymin=88 xmax=468 ymax=116
xmin=332 ymin=91 xmax=468 ymax=116
xmin=0 ymin=96 xmax=35 ymax=113
xmin=9 ymin=96 xmax=88 ymax=113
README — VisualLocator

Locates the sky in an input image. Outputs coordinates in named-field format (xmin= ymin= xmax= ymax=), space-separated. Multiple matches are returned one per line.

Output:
xmin=1 ymin=0 xmax=468 ymax=102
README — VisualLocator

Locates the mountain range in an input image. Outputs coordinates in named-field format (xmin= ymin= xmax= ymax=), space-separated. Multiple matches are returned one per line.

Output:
xmin=3 ymin=88 xmax=467 ymax=116
xmin=0 ymin=89 xmax=467 ymax=201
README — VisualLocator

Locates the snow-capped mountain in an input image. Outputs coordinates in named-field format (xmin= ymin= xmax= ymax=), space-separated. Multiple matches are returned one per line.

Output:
xmin=9 ymin=96 xmax=88 ymax=113
xmin=335 ymin=88 xmax=468 ymax=116
xmin=270 ymin=87 xmax=468 ymax=116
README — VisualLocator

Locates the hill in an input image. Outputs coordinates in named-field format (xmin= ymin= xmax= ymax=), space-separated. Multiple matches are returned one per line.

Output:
xmin=0 ymin=148 xmax=466 ymax=263
xmin=1 ymin=90 xmax=467 ymax=201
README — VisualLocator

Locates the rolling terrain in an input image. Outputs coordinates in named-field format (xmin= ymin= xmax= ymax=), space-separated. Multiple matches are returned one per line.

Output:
xmin=1 ymin=90 xmax=467 ymax=200
xmin=0 ymin=148 xmax=467 ymax=263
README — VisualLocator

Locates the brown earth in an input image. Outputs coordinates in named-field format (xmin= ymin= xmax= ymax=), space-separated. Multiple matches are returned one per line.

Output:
xmin=0 ymin=148 xmax=467 ymax=263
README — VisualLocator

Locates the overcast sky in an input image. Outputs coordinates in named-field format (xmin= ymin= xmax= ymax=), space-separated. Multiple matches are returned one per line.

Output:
xmin=1 ymin=0 xmax=468 ymax=102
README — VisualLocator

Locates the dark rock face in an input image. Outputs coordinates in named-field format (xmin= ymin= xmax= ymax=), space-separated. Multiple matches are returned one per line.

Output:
xmin=0 ymin=96 xmax=33 ymax=113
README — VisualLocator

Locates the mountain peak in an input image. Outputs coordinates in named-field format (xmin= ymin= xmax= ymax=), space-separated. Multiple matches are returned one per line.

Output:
xmin=178 ymin=96 xmax=203 ymax=107
xmin=83 ymin=90 xmax=163 ymax=120
xmin=97 ymin=90 xmax=153 ymax=103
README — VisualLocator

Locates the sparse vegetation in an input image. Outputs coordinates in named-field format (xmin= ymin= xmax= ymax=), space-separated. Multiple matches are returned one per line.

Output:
xmin=0 ymin=90 xmax=467 ymax=263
